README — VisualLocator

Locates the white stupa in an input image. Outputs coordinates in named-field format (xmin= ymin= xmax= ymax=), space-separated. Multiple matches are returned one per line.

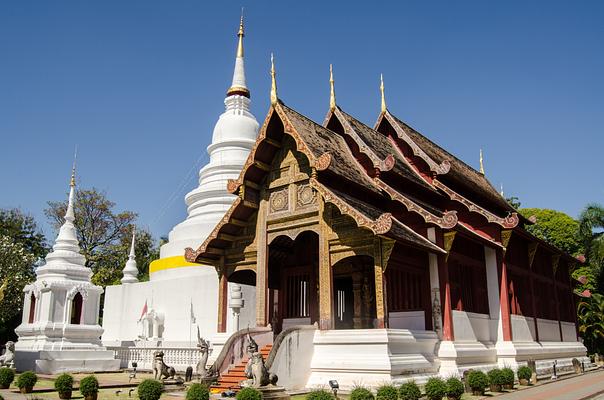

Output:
xmin=101 ymin=17 xmax=259 ymax=350
xmin=15 ymin=167 xmax=119 ymax=373
xmin=121 ymin=232 xmax=139 ymax=284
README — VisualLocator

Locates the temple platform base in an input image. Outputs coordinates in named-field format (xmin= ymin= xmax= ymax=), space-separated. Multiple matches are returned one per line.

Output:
xmin=15 ymin=349 xmax=120 ymax=374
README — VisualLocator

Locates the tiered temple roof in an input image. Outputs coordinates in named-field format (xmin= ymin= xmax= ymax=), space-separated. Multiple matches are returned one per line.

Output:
xmin=185 ymin=71 xmax=578 ymax=267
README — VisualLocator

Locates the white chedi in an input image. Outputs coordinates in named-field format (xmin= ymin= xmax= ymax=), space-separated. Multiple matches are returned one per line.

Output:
xmin=14 ymin=170 xmax=119 ymax=373
xmin=157 ymin=16 xmax=259 ymax=279
xmin=121 ymin=232 xmax=139 ymax=284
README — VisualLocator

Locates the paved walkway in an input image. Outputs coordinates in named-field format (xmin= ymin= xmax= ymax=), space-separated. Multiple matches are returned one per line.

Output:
xmin=492 ymin=370 xmax=604 ymax=400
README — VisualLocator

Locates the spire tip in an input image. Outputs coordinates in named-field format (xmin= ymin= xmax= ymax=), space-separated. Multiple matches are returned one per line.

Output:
xmin=380 ymin=73 xmax=387 ymax=113
xmin=329 ymin=64 xmax=336 ymax=111
xmin=270 ymin=53 xmax=278 ymax=106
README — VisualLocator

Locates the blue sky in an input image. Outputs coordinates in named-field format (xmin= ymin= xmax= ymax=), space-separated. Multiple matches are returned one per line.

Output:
xmin=1 ymin=1 xmax=603 ymax=241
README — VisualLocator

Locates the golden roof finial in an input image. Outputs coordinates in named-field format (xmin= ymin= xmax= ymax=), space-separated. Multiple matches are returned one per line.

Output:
xmin=329 ymin=64 xmax=336 ymax=111
xmin=236 ymin=9 xmax=244 ymax=58
xmin=70 ymin=145 xmax=78 ymax=187
xmin=479 ymin=148 xmax=485 ymax=175
xmin=380 ymin=73 xmax=387 ymax=113
xmin=270 ymin=53 xmax=278 ymax=106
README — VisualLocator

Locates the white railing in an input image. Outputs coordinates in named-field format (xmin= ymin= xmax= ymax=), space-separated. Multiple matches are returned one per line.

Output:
xmin=108 ymin=346 xmax=201 ymax=372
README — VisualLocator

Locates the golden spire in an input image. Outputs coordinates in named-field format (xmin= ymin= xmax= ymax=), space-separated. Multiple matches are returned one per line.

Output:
xmin=270 ymin=53 xmax=278 ymax=106
xmin=380 ymin=73 xmax=387 ymax=113
xmin=70 ymin=145 xmax=78 ymax=187
xmin=329 ymin=64 xmax=336 ymax=111
xmin=236 ymin=10 xmax=244 ymax=58
xmin=479 ymin=149 xmax=485 ymax=175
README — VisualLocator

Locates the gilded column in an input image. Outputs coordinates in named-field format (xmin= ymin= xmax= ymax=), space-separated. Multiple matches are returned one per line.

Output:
xmin=255 ymin=193 xmax=269 ymax=327
xmin=373 ymin=237 xmax=388 ymax=329
xmin=499 ymin=230 xmax=513 ymax=342
xmin=217 ymin=265 xmax=228 ymax=333
xmin=439 ymin=230 xmax=456 ymax=341
xmin=318 ymin=197 xmax=333 ymax=330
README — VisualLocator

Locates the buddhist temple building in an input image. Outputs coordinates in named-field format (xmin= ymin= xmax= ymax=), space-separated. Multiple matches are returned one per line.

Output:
xmin=183 ymin=62 xmax=587 ymax=388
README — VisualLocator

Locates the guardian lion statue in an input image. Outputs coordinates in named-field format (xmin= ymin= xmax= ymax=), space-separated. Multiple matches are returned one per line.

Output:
xmin=244 ymin=351 xmax=278 ymax=388
xmin=0 ymin=341 xmax=15 ymax=368
xmin=152 ymin=351 xmax=176 ymax=380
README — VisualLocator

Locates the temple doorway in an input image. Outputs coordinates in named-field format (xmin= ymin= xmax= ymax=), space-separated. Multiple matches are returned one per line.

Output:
xmin=333 ymin=255 xmax=376 ymax=329
xmin=267 ymin=231 xmax=319 ymax=334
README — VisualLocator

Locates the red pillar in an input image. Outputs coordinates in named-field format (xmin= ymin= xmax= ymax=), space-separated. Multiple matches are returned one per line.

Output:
xmin=499 ymin=253 xmax=513 ymax=341
xmin=438 ymin=254 xmax=454 ymax=341
xmin=217 ymin=273 xmax=228 ymax=333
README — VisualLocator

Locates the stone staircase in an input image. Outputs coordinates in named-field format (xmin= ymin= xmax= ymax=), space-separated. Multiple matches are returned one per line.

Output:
xmin=211 ymin=344 xmax=273 ymax=392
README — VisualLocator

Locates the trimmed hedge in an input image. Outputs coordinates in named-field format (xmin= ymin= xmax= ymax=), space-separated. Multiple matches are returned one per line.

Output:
xmin=16 ymin=371 xmax=37 ymax=389
xmin=424 ymin=377 xmax=446 ymax=400
xmin=138 ymin=379 xmax=163 ymax=400
xmin=350 ymin=387 xmax=374 ymax=400
xmin=79 ymin=376 xmax=99 ymax=397
xmin=399 ymin=381 xmax=421 ymax=400
xmin=517 ymin=366 xmax=532 ymax=381
xmin=467 ymin=370 xmax=488 ymax=393
xmin=376 ymin=385 xmax=398 ymax=400
xmin=501 ymin=367 xmax=515 ymax=387
xmin=445 ymin=377 xmax=464 ymax=400
xmin=0 ymin=368 xmax=15 ymax=388
xmin=54 ymin=373 xmax=74 ymax=393
xmin=487 ymin=368 xmax=505 ymax=386
xmin=186 ymin=383 xmax=209 ymax=400
xmin=305 ymin=389 xmax=332 ymax=400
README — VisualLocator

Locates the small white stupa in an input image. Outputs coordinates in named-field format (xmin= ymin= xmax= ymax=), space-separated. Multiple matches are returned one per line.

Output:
xmin=121 ymin=232 xmax=139 ymax=284
xmin=14 ymin=165 xmax=119 ymax=373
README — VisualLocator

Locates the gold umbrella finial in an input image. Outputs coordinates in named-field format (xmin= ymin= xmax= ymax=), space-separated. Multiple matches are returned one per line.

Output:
xmin=236 ymin=9 xmax=244 ymax=58
xmin=70 ymin=145 xmax=78 ymax=187
xmin=479 ymin=148 xmax=485 ymax=175
xmin=380 ymin=73 xmax=387 ymax=113
xmin=270 ymin=53 xmax=278 ymax=106
xmin=329 ymin=64 xmax=336 ymax=111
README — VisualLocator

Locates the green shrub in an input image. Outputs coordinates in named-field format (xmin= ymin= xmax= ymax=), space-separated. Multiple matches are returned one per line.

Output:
xmin=501 ymin=367 xmax=515 ymax=386
xmin=424 ymin=377 xmax=446 ymax=400
xmin=16 ymin=371 xmax=37 ymax=389
xmin=237 ymin=387 xmax=262 ymax=400
xmin=138 ymin=379 xmax=163 ymax=400
xmin=399 ymin=381 xmax=421 ymax=400
xmin=445 ymin=378 xmax=464 ymax=400
xmin=350 ymin=387 xmax=374 ymax=400
xmin=517 ymin=366 xmax=532 ymax=381
xmin=79 ymin=376 xmax=99 ymax=397
xmin=305 ymin=389 xmax=332 ymax=400
xmin=0 ymin=367 xmax=15 ymax=388
xmin=186 ymin=383 xmax=209 ymax=400
xmin=376 ymin=385 xmax=398 ymax=400
xmin=54 ymin=374 xmax=74 ymax=393
xmin=467 ymin=370 xmax=488 ymax=392
xmin=487 ymin=369 xmax=505 ymax=386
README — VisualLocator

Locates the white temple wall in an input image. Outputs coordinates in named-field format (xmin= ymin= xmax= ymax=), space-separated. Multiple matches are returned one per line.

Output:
xmin=225 ymin=283 xmax=256 ymax=332
xmin=452 ymin=310 xmax=494 ymax=343
xmin=537 ymin=318 xmax=562 ymax=342
xmin=561 ymin=321 xmax=577 ymax=342
xmin=53 ymin=291 xmax=66 ymax=322
xmin=388 ymin=311 xmax=425 ymax=330
xmin=511 ymin=315 xmax=536 ymax=342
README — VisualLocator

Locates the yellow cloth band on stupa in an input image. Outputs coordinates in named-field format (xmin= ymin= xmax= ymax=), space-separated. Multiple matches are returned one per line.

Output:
xmin=149 ymin=256 xmax=205 ymax=274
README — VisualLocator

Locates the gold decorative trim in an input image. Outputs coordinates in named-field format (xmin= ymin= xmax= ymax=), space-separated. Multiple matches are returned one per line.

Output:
xmin=443 ymin=231 xmax=457 ymax=261
xmin=374 ymin=178 xmax=458 ymax=228
xmin=315 ymin=152 xmax=332 ymax=171
xmin=383 ymin=112 xmax=450 ymax=175
xmin=434 ymin=179 xmax=519 ymax=228
xmin=501 ymin=229 xmax=513 ymax=255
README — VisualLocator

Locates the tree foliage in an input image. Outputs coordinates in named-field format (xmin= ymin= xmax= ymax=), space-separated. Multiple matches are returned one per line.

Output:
xmin=45 ymin=187 xmax=158 ymax=286
xmin=578 ymin=292 xmax=604 ymax=355
xmin=0 ymin=235 xmax=36 ymax=341
xmin=0 ymin=209 xmax=47 ymax=259
xmin=578 ymin=203 xmax=604 ymax=291
xmin=519 ymin=208 xmax=583 ymax=256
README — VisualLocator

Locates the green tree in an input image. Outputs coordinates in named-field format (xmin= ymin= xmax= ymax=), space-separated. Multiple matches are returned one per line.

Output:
xmin=518 ymin=208 xmax=583 ymax=256
xmin=578 ymin=203 xmax=604 ymax=291
xmin=0 ymin=235 xmax=36 ymax=341
xmin=45 ymin=187 xmax=159 ymax=286
xmin=0 ymin=209 xmax=48 ymax=259
xmin=577 ymin=292 xmax=604 ymax=354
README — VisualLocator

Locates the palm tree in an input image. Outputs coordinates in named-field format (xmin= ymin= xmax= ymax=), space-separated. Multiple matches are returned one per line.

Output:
xmin=579 ymin=203 xmax=604 ymax=291
xmin=578 ymin=292 xmax=604 ymax=354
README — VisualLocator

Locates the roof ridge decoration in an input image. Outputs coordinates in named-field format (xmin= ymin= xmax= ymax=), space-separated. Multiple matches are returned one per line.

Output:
xmin=333 ymin=107 xmax=394 ymax=173
xmin=380 ymin=73 xmax=387 ymax=114
xmin=381 ymin=112 xmax=451 ymax=175
xmin=372 ymin=178 xmax=458 ymax=229
xmin=270 ymin=53 xmax=278 ymax=106
xmin=329 ymin=64 xmax=336 ymax=112
xmin=479 ymin=149 xmax=485 ymax=175
xmin=433 ymin=179 xmax=519 ymax=228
